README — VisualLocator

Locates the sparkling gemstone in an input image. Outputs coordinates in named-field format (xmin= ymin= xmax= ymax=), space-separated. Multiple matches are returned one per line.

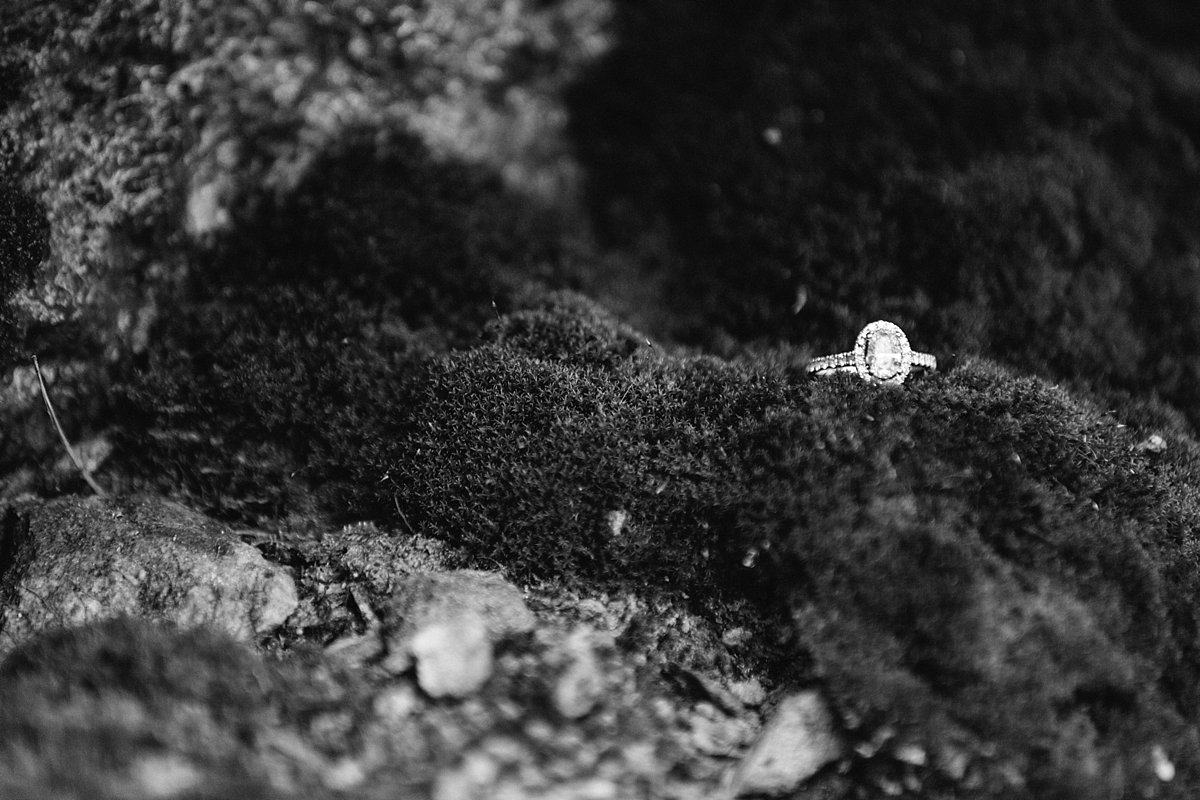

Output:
xmin=866 ymin=332 xmax=903 ymax=378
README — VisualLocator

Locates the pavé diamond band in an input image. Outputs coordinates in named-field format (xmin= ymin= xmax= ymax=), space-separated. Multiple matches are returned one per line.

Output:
xmin=806 ymin=321 xmax=936 ymax=385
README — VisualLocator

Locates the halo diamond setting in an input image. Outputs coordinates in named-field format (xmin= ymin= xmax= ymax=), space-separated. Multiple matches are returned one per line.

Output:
xmin=807 ymin=321 xmax=936 ymax=385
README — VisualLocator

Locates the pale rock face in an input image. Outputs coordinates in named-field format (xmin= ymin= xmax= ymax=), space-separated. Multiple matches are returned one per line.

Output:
xmin=382 ymin=569 xmax=535 ymax=675
xmin=552 ymin=628 xmax=606 ymax=720
xmin=0 ymin=496 xmax=299 ymax=654
xmin=411 ymin=612 xmax=494 ymax=699
xmin=728 ymin=691 xmax=844 ymax=796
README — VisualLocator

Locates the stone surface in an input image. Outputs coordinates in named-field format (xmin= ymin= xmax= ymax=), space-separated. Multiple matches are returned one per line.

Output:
xmin=1137 ymin=434 xmax=1169 ymax=454
xmin=0 ymin=496 xmax=297 ymax=652
xmin=552 ymin=628 xmax=606 ymax=720
xmin=130 ymin=754 xmax=203 ymax=799
xmin=690 ymin=706 xmax=755 ymax=758
xmin=728 ymin=678 xmax=766 ymax=708
xmin=728 ymin=691 xmax=844 ymax=797
xmin=1154 ymin=745 xmax=1177 ymax=783
xmin=411 ymin=611 xmax=495 ymax=699
xmin=382 ymin=569 xmax=535 ymax=674
xmin=7 ymin=1 xmax=1200 ymax=796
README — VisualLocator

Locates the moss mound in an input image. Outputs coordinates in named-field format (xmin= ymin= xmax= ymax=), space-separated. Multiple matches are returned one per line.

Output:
xmin=5 ymin=0 xmax=1200 ymax=797
xmin=117 ymin=280 xmax=1200 ymax=794
xmin=366 ymin=323 xmax=1200 ymax=796
xmin=108 ymin=137 xmax=592 ymax=520
xmin=0 ymin=0 xmax=605 ymax=361
xmin=568 ymin=0 xmax=1200 ymax=428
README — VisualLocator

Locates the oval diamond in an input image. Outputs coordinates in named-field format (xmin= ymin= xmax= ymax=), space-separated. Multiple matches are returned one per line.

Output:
xmin=853 ymin=321 xmax=912 ymax=384
xmin=866 ymin=329 xmax=903 ymax=380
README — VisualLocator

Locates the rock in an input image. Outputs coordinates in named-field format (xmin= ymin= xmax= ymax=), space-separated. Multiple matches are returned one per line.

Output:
xmin=432 ymin=751 xmax=500 ymax=800
xmin=185 ymin=179 xmax=232 ymax=236
xmin=1152 ymin=744 xmax=1175 ymax=782
xmin=382 ymin=570 xmax=535 ymax=674
xmin=691 ymin=708 xmax=755 ymax=757
xmin=373 ymin=685 xmax=420 ymax=722
xmin=722 ymin=627 xmax=751 ymax=648
xmin=935 ymin=743 xmax=971 ymax=782
xmin=728 ymin=691 xmax=844 ymax=797
xmin=552 ymin=628 xmax=606 ymax=719
xmin=605 ymin=509 xmax=628 ymax=537
xmin=893 ymin=742 xmax=927 ymax=766
xmin=323 ymin=756 xmax=369 ymax=791
xmin=130 ymin=754 xmax=203 ymax=799
xmin=0 ymin=496 xmax=297 ymax=653
xmin=728 ymin=678 xmax=767 ymax=708
xmin=324 ymin=632 xmax=385 ymax=665
xmin=1136 ymin=434 xmax=1168 ymax=454
xmin=49 ymin=435 xmax=112 ymax=488
xmin=663 ymin=664 xmax=743 ymax=715
xmin=411 ymin=611 xmax=495 ymax=698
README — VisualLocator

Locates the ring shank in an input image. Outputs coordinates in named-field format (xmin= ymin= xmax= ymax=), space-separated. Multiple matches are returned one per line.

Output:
xmin=909 ymin=352 xmax=937 ymax=371
xmin=805 ymin=351 xmax=856 ymax=374
xmin=806 ymin=350 xmax=937 ymax=375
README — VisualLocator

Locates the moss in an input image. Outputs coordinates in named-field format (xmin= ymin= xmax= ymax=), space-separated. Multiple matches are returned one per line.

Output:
xmin=748 ymin=364 xmax=1200 ymax=795
xmin=567 ymin=0 xmax=1200 ymax=428
xmin=0 ymin=617 xmax=277 ymax=798
xmin=373 ymin=338 xmax=1199 ymax=795
xmin=11 ymin=1 xmax=1200 ymax=796
xmin=371 ymin=338 xmax=797 ymax=593
xmin=0 ymin=0 xmax=609 ymax=360
xmin=110 ymin=134 xmax=594 ymax=520
xmin=120 ymin=278 xmax=1200 ymax=791
xmin=483 ymin=290 xmax=649 ymax=368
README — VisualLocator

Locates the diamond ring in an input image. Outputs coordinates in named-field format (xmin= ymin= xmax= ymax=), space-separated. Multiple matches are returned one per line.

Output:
xmin=806 ymin=321 xmax=937 ymax=385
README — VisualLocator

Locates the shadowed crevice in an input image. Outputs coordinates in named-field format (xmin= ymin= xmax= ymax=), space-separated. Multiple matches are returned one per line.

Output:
xmin=0 ymin=185 xmax=49 ymax=364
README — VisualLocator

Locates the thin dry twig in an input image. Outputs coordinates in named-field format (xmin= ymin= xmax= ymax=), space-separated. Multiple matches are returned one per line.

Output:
xmin=33 ymin=355 xmax=106 ymax=495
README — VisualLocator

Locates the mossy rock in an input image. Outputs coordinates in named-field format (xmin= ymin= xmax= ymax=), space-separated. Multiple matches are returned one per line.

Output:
xmin=118 ymin=285 xmax=1200 ymax=795
xmin=366 ymin=327 xmax=1200 ymax=796
xmin=0 ymin=0 xmax=606 ymax=364
xmin=0 ymin=495 xmax=298 ymax=653
xmin=6 ymin=1 xmax=1200 ymax=798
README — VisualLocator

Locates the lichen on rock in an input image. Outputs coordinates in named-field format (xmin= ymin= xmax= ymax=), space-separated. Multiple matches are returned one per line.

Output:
xmin=0 ymin=495 xmax=297 ymax=653
xmin=0 ymin=0 xmax=612 ymax=360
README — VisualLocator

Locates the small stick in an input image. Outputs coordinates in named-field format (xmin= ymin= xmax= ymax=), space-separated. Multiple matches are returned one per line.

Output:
xmin=33 ymin=356 xmax=105 ymax=495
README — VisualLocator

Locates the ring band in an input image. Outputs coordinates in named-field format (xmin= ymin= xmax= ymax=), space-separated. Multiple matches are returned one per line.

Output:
xmin=807 ymin=321 xmax=936 ymax=385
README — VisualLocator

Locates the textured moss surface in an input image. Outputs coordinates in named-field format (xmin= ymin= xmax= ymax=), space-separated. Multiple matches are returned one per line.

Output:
xmin=0 ymin=0 xmax=605 ymax=363
xmin=112 ymin=281 xmax=1200 ymax=795
xmin=3 ymin=0 xmax=1200 ymax=798
xmin=568 ymin=0 xmax=1200 ymax=427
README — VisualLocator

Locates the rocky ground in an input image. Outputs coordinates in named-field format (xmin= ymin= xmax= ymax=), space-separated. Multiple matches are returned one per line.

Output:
xmin=3 ymin=1 xmax=1200 ymax=798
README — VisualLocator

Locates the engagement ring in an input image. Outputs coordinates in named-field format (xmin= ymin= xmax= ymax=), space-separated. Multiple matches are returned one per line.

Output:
xmin=806 ymin=321 xmax=936 ymax=385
